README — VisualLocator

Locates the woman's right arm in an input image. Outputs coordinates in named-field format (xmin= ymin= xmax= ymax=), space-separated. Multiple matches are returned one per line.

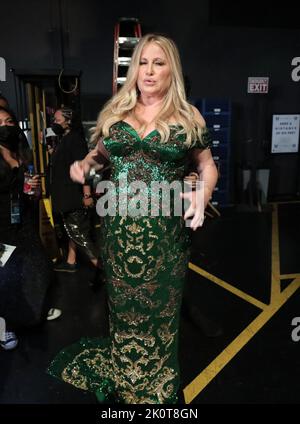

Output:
xmin=70 ymin=139 xmax=109 ymax=184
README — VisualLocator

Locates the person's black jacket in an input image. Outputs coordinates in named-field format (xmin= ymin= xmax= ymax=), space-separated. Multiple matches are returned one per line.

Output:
xmin=49 ymin=129 xmax=88 ymax=213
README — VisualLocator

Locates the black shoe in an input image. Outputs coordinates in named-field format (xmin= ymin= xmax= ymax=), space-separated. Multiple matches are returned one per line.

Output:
xmin=89 ymin=267 xmax=106 ymax=290
xmin=54 ymin=261 xmax=77 ymax=273
xmin=187 ymin=306 xmax=223 ymax=338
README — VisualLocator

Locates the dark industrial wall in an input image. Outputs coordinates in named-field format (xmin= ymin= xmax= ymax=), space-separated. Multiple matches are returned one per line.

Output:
xmin=1 ymin=0 xmax=300 ymax=200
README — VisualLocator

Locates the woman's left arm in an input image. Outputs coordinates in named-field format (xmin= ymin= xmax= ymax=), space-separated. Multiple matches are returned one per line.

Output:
xmin=192 ymin=105 xmax=218 ymax=209
xmin=194 ymin=147 xmax=218 ymax=208
xmin=182 ymin=148 xmax=218 ymax=231
xmin=181 ymin=106 xmax=218 ymax=230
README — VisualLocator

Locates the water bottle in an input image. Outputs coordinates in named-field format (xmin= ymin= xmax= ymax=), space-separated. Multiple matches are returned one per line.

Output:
xmin=23 ymin=164 xmax=35 ymax=195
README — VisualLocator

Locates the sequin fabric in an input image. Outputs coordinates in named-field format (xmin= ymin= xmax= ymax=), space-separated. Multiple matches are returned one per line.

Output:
xmin=48 ymin=121 xmax=211 ymax=404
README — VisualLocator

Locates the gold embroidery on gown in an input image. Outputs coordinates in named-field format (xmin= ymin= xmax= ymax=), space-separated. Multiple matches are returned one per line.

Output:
xmin=48 ymin=121 xmax=211 ymax=404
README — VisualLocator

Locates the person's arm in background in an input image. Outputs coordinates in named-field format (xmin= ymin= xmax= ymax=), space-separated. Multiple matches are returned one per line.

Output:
xmin=69 ymin=133 xmax=97 ymax=207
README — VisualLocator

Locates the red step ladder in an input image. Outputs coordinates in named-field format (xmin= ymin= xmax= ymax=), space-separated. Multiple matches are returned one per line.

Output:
xmin=113 ymin=17 xmax=142 ymax=94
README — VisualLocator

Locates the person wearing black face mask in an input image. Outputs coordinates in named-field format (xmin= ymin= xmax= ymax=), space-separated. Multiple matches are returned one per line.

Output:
xmin=50 ymin=122 xmax=65 ymax=137
xmin=0 ymin=106 xmax=62 ymax=350
xmin=48 ymin=107 xmax=103 ymax=284
xmin=0 ymin=106 xmax=30 ymax=151
xmin=0 ymin=124 xmax=24 ymax=152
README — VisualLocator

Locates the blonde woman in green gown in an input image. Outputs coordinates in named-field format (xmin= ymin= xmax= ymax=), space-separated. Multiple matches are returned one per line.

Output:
xmin=48 ymin=34 xmax=218 ymax=404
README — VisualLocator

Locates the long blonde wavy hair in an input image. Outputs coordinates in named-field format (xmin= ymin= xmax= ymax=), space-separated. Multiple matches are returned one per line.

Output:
xmin=91 ymin=34 xmax=204 ymax=147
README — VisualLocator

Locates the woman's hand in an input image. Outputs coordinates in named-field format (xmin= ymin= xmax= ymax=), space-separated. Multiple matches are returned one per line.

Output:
xmin=29 ymin=174 xmax=41 ymax=198
xmin=180 ymin=187 xmax=205 ymax=231
xmin=70 ymin=160 xmax=90 ymax=184
xmin=30 ymin=174 xmax=40 ymax=189
xmin=47 ymin=144 xmax=54 ymax=155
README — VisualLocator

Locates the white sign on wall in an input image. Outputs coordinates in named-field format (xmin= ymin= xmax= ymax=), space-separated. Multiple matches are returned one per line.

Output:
xmin=271 ymin=114 xmax=300 ymax=153
xmin=0 ymin=57 xmax=6 ymax=81
xmin=247 ymin=77 xmax=269 ymax=93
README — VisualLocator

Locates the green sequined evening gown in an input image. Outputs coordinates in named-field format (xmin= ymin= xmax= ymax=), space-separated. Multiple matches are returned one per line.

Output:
xmin=48 ymin=121 xmax=211 ymax=404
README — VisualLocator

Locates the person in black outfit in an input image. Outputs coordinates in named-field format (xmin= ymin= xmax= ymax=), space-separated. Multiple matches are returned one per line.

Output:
xmin=0 ymin=106 xmax=60 ymax=350
xmin=49 ymin=107 xmax=102 ymax=281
